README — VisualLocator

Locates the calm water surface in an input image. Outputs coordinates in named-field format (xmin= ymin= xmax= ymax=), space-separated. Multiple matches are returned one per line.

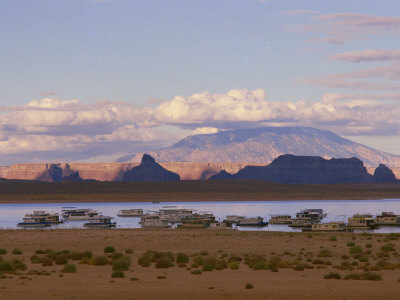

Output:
xmin=1 ymin=199 xmax=400 ymax=233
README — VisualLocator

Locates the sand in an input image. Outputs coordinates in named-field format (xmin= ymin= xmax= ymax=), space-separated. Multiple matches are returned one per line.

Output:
xmin=0 ymin=229 xmax=399 ymax=300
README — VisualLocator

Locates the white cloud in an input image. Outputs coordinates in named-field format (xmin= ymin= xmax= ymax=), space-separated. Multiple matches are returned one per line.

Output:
xmin=2 ymin=89 xmax=400 ymax=164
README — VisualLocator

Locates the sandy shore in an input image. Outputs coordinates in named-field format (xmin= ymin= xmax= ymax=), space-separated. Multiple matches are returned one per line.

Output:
xmin=0 ymin=229 xmax=399 ymax=299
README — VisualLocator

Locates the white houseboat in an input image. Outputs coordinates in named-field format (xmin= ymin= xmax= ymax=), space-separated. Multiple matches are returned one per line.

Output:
xmin=25 ymin=211 xmax=63 ymax=224
xmin=375 ymin=212 xmax=400 ymax=226
xmin=311 ymin=222 xmax=346 ymax=232
xmin=83 ymin=216 xmax=116 ymax=228
xmin=62 ymin=207 xmax=101 ymax=220
xmin=347 ymin=214 xmax=378 ymax=229
xmin=117 ymin=209 xmax=143 ymax=217
xmin=290 ymin=209 xmax=326 ymax=227
xmin=269 ymin=215 xmax=292 ymax=224
xmin=17 ymin=217 xmax=51 ymax=228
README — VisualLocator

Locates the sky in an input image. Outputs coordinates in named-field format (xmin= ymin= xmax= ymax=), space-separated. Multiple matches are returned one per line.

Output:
xmin=1 ymin=0 xmax=400 ymax=164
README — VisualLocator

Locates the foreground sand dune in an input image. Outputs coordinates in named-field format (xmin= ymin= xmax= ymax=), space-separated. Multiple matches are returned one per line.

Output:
xmin=0 ymin=229 xmax=399 ymax=300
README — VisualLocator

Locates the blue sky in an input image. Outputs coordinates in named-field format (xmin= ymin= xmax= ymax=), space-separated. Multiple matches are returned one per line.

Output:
xmin=1 ymin=0 xmax=400 ymax=164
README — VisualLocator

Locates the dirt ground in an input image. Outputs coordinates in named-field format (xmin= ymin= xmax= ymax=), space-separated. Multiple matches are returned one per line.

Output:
xmin=0 ymin=229 xmax=399 ymax=300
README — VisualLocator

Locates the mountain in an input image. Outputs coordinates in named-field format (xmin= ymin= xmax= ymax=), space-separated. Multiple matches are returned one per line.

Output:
xmin=122 ymin=154 xmax=180 ymax=182
xmin=210 ymin=154 xmax=397 ymax=184
xmin=119 ymin=127 xmax=400 ymax=167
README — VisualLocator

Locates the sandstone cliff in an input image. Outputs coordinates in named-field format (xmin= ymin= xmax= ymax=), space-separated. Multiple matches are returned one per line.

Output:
xmin=122 ymin=154 xmax=180 ymax=182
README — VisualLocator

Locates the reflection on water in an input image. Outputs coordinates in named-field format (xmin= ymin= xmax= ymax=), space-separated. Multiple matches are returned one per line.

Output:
xmin=1 ymin=199 xmax=400 ymax=233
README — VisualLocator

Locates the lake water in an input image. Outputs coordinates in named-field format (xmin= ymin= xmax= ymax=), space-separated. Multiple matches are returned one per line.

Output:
xmin=1 ymin=199 xmax=400 ymax=233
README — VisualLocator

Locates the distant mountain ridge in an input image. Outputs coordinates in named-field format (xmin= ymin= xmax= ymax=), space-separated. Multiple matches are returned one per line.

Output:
xmin=210 ymin=154 xmax=398 ymax=184
xmin=119 ymin=126 xmax=400 ymax=167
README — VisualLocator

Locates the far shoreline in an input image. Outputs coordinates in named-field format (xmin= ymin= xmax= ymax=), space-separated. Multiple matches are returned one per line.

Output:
xmin=0 ymin=180 xmax=400 ymax=204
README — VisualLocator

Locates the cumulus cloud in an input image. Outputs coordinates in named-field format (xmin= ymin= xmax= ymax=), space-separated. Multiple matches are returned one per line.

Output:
xmin=154 ymin=88 xmax=400 ymax=136
xmin=3 ymin=89 xmax=400 ymax=164
xmin=332 ymin=49 xmax=400 ymax=63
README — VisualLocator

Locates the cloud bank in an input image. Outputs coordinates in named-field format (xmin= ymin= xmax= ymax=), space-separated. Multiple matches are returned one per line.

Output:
xmin=2 ymin=88 xmax=400 ymax=164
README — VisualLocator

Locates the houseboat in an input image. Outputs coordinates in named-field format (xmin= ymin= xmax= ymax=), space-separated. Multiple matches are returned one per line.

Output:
xmin=290 ymin=209 xmax=326 ymax=227
xmin=140 ymin=214 xmax=170 ymax=228
xmin=83 ymin=216 xmax=116 ymax=228
xmin=311 ymin=222 xmax=346 ymax=232
xmin=117 ymin=209 xmax=143 ymax=217
xmin=62 ymin=207 xmax=101 ymax=220
xmin=347 ymin=214 xmax=378 ymax=230
xmin=236 ymin=217 xmax=268 ymax=227
xmin=158 ymin=206 xmax=194 ymax=223
xmin=17 ymin=217 xmax=51 ymax=228
xmin=25 ymin=211 xmax=63 ymax=224
xmin=269 ymin=215 xmax=292 ymax=224
xmin=375 ymin=212 xmax=400 ymax=226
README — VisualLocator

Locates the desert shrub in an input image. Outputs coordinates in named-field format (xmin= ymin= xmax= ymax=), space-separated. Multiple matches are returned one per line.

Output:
xmin=384 ymin=233 xmax=400 ymax=241
xmin=178 ymin=263 xmax=186 ymax=268
xmin=191 ymin=270 xmax=202 ymax=275
xmin=341 ymin=255 xmax=349 ymax=259
xmin=30 ymin=255 xmax=42 ymax=264
xmin=252 ymin=261 xmax=268 ymax=270
xmin=347 ymin=242 xmax=355 ymax=247
xmin=104 ymin=246 xmax=115 ymax=254
xmin=93 ymin=256 xmax=108 ymax=266
xmin=202 ymin=264 xmax=214 ymax=271
xmin=112 ymin=256 xmax=131 ymax=271
xmin=54 ymin=256 xmax=68 ymax=265
xmin=125 ymin=248 xmax=133 ymax=254
xmin=70 ymin=252 xmax=83 ymax=260
xmin=294 ymin=265 xmax=304 ymax=271
xmin=0 ymin=249 xmax=7 ymax=255
xmin=343 ymin=273 xmax=361 ymax=280
xmin=352 ymin=261 xmax=358 ymax=266
xmin=61 ymin=264 xmax=77 ymax=273
xmin=228 ymin=254 xmax=242 ymax=262
xmin=176 ymin=253 xmax=189 ymax=264
xmin=245 ymin=283 xmax=253 ymax=289
xmin=191 ymin=263 xmax=198 ymax=268
xmin=312 ymin=259 xmax=324 ymax=265
xmin=229 ymin=261 xmax=240 ymax=270
xmin=329 ymin=236 xmax=337 ymax=241
xmin=111 ymin=270 xmax=124 ymax=278
xmin=365 ymin=243 xmax=372 ymax=248
xmin=361 ymin=272 xmax=382 ymax=281
xmin=350 ymin=246 xmax=363 ymax=255
xmin=245 ymin=254 xmax=266 ymax=269
xmin=155 ymin=256 xmax=173 ymax=268
xmin=204 ymin=256 xmax=217 ymax=268
xmin=130 ymin=277 xmax=139 ymax=281
xmin=41 ymin=258 xmax=53 ymax=266
xmin=0 ymin=261 xmax=12 ymax=272
xmin=215 ymin=260 xmax=228 ymax=270
xmin=359 ymin=256 xmax=368 ymax=263
xmin=35 ymin=249 xmax=45 ymax=254
xmin=157 ymin=275 xmax=166 ymax=279
xmin=83 ymin=251 xmax=93 ymax=259
xmin=11 ymin=259 xmax=26 ymax=271
xmin=344 ymin=272 xmax=382 ymax=281
xmin=200 ymin=251 xmax=209 ymax=256
xmin=138 ymin=254 xmax=152 ymax=267
xmin=381 ymin=243 xmax=395 ymax=253
xmin=318 ymin=250 xmax=333 ymax=257
xmin=324 ymin=272 xmax=341 ymax=279
xmin=110 ymin=252 xmax=124 ymax=261
xmin=193 ymin=256 xmax=204 ymax=266
xmin=12 ymin=248 xmax=22 ymax=255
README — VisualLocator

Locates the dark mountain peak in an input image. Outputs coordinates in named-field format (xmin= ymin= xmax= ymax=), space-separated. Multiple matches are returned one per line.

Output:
xmin=141 ymin=153 xmax=156 ymax=165
xmin=123 ymin=154 xmax=180 ymax=182
xmin=373 ymin=164 xmax=398 ymax=182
